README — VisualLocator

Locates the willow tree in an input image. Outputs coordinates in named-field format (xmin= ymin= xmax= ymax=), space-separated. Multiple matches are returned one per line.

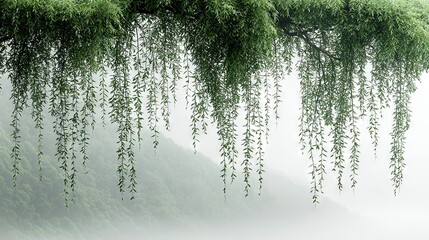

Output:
xmin=0 ymin=0 xmax=428 ymax=204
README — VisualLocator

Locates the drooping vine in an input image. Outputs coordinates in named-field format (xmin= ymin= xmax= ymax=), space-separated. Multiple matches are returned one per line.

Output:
xmin=1 ymin=0 xmax=429 ymax=203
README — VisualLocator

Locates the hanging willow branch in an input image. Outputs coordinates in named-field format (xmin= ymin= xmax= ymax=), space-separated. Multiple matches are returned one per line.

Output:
xmin=1 ymin=0 xmax=429 ymax=203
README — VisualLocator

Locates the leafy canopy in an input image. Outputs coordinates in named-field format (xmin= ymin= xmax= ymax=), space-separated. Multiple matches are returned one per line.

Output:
xmin=1 ymin=0 xmax=429 ymax=203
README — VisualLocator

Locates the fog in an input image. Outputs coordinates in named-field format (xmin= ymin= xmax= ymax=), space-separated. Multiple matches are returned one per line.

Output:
xmin=1 ymin=66 xmax=429 ymax=240
xmin=162 ymin=71 xmax=429 ymax=239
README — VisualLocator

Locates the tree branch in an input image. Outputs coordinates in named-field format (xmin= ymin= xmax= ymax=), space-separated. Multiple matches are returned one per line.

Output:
xmin=298 ymin=31 xmax=340 ymax=61
xmin=277 ymin=15 xmax=339 ymax=61
xmin=133 ymin=1 xmax=340 ymax=64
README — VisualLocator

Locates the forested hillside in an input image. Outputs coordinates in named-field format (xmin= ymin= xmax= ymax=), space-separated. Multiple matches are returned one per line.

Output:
xmin=0 ymin=82 xmax=331 ymax=239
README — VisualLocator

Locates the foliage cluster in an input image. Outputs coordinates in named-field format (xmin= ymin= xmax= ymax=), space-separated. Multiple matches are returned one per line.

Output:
xmin=1 ymin=0 xmax=429 ymax=202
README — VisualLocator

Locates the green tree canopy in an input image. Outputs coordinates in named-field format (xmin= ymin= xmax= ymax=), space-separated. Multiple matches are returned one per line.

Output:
xmin=1 ymin=0 xmax=429 ymax=203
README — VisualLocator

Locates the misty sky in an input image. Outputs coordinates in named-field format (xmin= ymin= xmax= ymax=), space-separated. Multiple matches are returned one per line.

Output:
xmin=1 ymin=64 xmax=427 ymax=240
xmin=163 ymin=70 xmax=429 ymax=238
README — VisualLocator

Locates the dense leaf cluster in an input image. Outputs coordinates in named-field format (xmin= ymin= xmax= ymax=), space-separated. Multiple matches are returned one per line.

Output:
xmin=1 ymin=0 xmax=429 ymax=202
